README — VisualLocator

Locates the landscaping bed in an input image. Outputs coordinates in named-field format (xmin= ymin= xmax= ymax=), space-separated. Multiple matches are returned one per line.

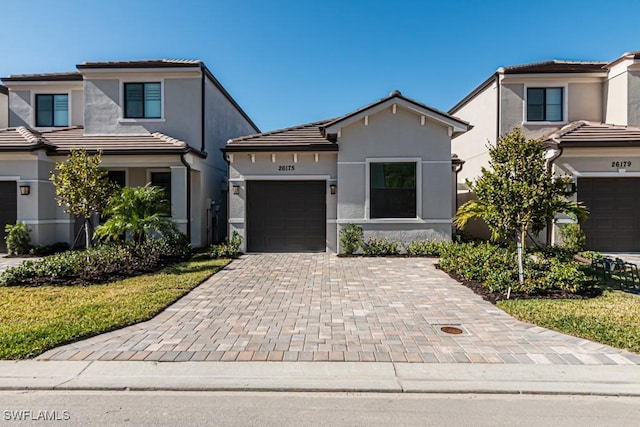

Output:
xmin=0 ymin=256 xmax=230 ymax=359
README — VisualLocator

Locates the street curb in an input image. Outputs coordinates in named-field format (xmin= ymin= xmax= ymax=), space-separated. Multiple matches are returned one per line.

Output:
xmin=2 ymin=361 xmax=640 ymax=397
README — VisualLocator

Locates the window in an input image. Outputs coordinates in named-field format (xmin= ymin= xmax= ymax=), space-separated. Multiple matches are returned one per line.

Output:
xmin=107 ymin=171 xmax=126 ymax=188
xmin=35 ymin=94 xmax=68 ymax=127
xmin=124 ymin=82 xmax=161 ymax=119
xmin=370 ymin=162 xmax=416 ymax=218
xmin=526 ymin=87 xmax=563 ymax=122
xmin=150 ymin=171 xmax=171 ymax=216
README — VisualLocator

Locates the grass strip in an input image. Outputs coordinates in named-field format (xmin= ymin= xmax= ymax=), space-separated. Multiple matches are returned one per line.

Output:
xmin=0 ymin=256 xmax=230 ymax=359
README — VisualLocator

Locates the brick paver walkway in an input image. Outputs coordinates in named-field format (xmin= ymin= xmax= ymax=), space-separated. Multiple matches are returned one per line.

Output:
xmin=40 ymin=253 xmax=640 ymax=364
xmin=0 ymin=256 xmax=33 ymax=273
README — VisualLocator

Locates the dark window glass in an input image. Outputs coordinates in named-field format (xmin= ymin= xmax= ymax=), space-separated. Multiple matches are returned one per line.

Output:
xmin=370 ymin=162 xmax=416 ymax=218
xmin=150 ymin=171 xmax=171 ymax=216
xmin=107 ymin=171 xmax=126 ymax=188
xmin=124 ymin=83 xmax=161 ymax=118
xmin=36 ymin=94 xmax=68 ymax=127
xmin=527 ymin=87 xmax=563 ymax=122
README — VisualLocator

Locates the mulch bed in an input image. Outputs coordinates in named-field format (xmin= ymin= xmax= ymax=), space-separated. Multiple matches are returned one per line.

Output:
xmin=435 ymin=263 xmax=602 ymax=304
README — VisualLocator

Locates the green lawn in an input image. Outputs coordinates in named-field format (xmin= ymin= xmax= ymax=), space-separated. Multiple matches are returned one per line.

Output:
xmin=0 ymin=256 xmax=230 ymax=359
xmin=499 ymin=290 xmax=640 ymax=354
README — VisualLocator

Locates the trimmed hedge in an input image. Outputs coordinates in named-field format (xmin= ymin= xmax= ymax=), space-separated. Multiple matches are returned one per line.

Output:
xmin=0 ymin=233 xmax=191 ymax=287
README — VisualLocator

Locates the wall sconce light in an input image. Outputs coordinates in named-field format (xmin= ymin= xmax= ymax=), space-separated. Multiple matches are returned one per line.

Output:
xmin=19 ymin=185 xmax=30 ymax=196
xmin=232 ymin=185 xmax=241 ymax=195
xmin=564 ymin=182 xmax=576 ymax=194
xmin=330 ymin=184 xmax=337 ymax=195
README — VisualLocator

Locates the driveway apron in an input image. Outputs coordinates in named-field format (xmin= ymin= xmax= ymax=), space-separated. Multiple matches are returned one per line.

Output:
xmin=39 ymin=254 xmax=640 ymax=364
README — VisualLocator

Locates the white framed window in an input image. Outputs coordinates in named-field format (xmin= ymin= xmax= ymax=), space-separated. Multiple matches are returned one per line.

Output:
xmin=524 ymin=84 xmax=568 ymax=124
xmin=32 ymin=92 xmax=71 ymax=128
xmin=365 ymin=158 xmax=422 ymax=219
xmin=119 ymin=79 xmax=165 ymax=122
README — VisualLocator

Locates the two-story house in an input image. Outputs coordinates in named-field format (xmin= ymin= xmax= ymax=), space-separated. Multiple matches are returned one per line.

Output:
xmin=0 ymin=60 xmax=258 ymax=252
xmin=450 ymin=51 xmax=640 ymax=252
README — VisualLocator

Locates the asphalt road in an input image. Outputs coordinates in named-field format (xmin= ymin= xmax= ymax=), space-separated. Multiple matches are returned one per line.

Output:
xmin=0 ymin=391 xmax=638 ymax=426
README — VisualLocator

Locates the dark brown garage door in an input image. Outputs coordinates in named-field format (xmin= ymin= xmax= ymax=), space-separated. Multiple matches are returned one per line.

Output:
xmin=578 ymin=178 xmax=640 ymax=251
xmin=246 ymin=181 xmax=326 ymax=252
xmin=0 ymin=182 xmax=18 ymax=253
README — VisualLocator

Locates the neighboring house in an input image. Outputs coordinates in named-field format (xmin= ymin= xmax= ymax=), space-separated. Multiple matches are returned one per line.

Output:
xmin=223 ymin=90 xmax=470 ymax=253
xmin=450 ymin=51 xmax=640 ymax=251
xmin=0 ymin=85 xmax=7 ymax=128
xmin=0 ymin=60 xmax=258 ymax=252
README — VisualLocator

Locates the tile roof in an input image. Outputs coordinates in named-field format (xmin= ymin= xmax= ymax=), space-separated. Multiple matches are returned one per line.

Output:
xmin=40 ymin=127 xmax=201 ymax=155
xmin=2 ymin=72 xmax=83 ymax=82
xmin=0 ymin=127 xmax=48 ymax=150
xmin=0 ymin=85 xmax=7 ymax=95
xmin=225 ymin=120 xmax=338 ymax=152
xmin=0 ymin=126 xmax=203 ymax=156
xmin=500 ymin=60 xmax=607 ymax=74
xmin=544 ymin=121 xmax=640 ymax=147
xmin=77 ymin=59 xmax=202 ymax=69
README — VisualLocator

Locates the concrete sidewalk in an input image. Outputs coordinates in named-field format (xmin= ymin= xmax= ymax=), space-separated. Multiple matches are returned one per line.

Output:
xmin=3 ymin=360 xmax=640 ymax=396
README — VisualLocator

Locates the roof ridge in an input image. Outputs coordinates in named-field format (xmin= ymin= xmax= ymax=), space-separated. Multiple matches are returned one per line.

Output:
xmin=15 ymin=126 xmax=42 ymax=144
xmin=151 ymin=132 xmax=187 ymax=147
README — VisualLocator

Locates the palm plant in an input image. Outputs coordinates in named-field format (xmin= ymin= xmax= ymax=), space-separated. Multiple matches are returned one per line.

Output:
xmin=95 ymin=184 xmax=178 ymax=243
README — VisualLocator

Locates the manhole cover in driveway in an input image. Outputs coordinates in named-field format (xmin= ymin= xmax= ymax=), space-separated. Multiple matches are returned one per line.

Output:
xmin=433 ymin=325 xmax=467 ymax=335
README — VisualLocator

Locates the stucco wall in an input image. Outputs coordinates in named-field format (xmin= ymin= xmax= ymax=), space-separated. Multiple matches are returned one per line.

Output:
xmin=204 ymin=77 xmax=258 ymax=244
xmin=83 ymin=76 xmax=202 ymax=145
xmin=628 ymin=70 xmax=640 ymax=127
xmin=0 ymin=93 xmax=7 ymax=128
xmin=450 ymin=80 xmax=497 ymax=185
xmin=8 ymin=85 xmax=83 ymax=129
xmin=605 ymin=69 xmax=628 ymax=125
xmin=568 ymin=82 xmax=602 ymax=122
xmin=336 ymin=106 xmax=454 ymax=249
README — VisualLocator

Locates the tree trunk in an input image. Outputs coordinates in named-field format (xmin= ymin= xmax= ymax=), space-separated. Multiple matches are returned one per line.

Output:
xmin=84 ymin=218 xmax=91 ymax=248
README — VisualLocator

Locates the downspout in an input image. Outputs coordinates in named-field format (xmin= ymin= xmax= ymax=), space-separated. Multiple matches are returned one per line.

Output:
xmin=495 ymin=72 xmax=501 ymax=144
xmin=200 ymin=68 xmax=206 ymax=152
xmin=545 ymin=145 xmax=564 ymax=245
xmin=180 ymin=152 xmax=192 ymax=241
xmin=222 ymin=149 xmax=231 ymax=244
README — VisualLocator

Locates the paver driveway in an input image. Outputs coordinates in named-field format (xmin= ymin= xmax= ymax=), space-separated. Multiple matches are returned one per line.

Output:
xmin=40 ymin=253 xmax=640 ymax=364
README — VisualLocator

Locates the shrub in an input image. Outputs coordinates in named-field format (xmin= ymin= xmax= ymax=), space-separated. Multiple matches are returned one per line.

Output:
xmin=28 ymin=242 xmax=70 ymax=256
xmin=209 ymin=231 xmax=242 ymax=259
xmin=404 ymin=240 xmax=448 ymax=257
xmin=438 ymin=241 xmax=589 ymax=296
xmin=339 ymin=223 xmax=363 ymax=255
xmin=559 ymin=223 xmax=586 ymax=254
xmin=4 ymin=223 xmax=31 ymax=256
xmin=0 ymin=233 xmax=191 ymax=287
xmin=579 ymin=250 xmax=602 ymax=261
xmin=362 ymin=237 xmax=399 ymax=256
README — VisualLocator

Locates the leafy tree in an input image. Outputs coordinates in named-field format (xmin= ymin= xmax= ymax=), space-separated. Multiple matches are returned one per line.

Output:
xmin=454 ymin=128 xmax=588 ymax=287
xmin=95 ymin=184 xmax=178 ymax=244
xmin=50 ymin=149 xmax=116 ymax=248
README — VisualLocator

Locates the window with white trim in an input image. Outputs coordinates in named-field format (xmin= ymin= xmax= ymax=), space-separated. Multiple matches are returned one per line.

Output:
xmin=35 ymin=94 xmax=69 ymax=127
xmin=124 ymin=82 xmax=161 ymax=119
xmin=526 ymin=87 xmax=563 ymax=122
xmin=369 ymin=162 xmax=416 ymax=218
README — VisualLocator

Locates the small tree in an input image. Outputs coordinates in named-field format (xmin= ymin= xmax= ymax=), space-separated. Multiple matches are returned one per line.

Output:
xmin=50 ymin=149 xmax=116 ymax=248
xmin=454 ymin=128 xmax=588 ymax=290
xmin=95 ymin=184 xmax=178 ymax=244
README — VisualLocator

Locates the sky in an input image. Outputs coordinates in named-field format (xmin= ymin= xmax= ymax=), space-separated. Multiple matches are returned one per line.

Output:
xmin=2 ymin=0 xmax=640 ymax=132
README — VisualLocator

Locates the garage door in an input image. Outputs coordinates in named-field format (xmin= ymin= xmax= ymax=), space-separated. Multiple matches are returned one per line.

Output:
xmin=0 ymin=182 xmax=17 ymax=253
xmin=246 ymin=181 xmax=326 ymax=252
xmin=577 ymin=178 xmax=640 ymax=251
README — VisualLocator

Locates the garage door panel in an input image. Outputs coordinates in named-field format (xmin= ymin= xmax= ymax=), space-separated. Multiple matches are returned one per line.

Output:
xmin=247 ymin=181 xmax=326 ymax=252
xmin=578 ymin=177 xmax=640 ymax=251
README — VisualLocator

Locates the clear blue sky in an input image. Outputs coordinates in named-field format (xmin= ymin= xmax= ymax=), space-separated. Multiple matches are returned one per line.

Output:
xmin=2 ymin=0 xmax=639 ymax=132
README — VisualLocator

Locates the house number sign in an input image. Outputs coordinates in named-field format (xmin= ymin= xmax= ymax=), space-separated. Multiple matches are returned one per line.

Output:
xmin=611 ymin=161 xmax=631 ymax=168
xmin=278 ymin=165 xmax=296 ymax=171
